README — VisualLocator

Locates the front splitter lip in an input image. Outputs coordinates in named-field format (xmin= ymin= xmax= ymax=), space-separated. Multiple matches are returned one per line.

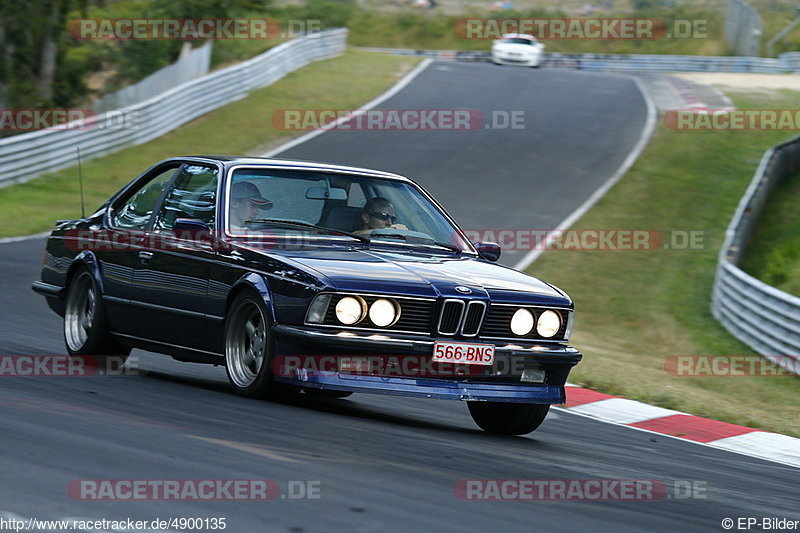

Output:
xmin=278 ymin=371 xmax=566 ymax=403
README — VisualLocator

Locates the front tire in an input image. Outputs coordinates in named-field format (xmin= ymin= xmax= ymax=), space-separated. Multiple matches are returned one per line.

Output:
xmin=468 ymin=402 xmax=550 ymax=435
xmin=224 ymin=290 xmax=294 ymax=400
xmin=63 ymin=269 xmax=130 ymax=364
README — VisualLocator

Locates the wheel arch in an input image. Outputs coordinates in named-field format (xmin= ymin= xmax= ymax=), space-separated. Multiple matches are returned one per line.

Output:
xmin=225 ymin=272 xmax=276 ymax=324
xmin=65 ymin=251 xmax=104 ymax=295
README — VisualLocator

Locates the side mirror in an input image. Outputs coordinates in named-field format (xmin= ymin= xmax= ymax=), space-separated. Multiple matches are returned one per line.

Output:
xmin=475 ymin=242 xmax=501 ymax=262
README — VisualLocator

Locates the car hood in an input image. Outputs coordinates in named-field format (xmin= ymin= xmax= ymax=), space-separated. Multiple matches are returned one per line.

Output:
xmin=267 ymin=247 xmax=568 ymax=303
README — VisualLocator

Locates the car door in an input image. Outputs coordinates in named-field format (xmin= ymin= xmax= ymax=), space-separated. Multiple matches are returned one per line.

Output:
xmin=130 ymin=163 xmax=220 ymax=350
xmin=100 ymin=162 xmax=183 ymax=335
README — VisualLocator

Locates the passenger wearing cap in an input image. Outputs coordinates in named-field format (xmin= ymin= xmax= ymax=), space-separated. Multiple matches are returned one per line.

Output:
xmin=230 ymin=181 xmax=273 ymax=231
xmin=354 ymin=197 xmax=407 ymax=235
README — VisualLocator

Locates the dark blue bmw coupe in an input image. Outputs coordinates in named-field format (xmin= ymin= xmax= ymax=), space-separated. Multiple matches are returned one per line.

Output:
xmin=32 ymin=156 xmax=582 ymax=434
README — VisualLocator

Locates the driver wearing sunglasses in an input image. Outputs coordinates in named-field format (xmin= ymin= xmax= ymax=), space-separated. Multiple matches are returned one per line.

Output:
xmin=354 ymin=197 xmax=408 ymax=234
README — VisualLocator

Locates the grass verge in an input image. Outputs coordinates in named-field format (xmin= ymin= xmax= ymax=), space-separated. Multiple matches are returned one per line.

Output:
xmin=529 ymin=91 xmax=800 ymax=437
xmin=0 ymin=51 xmax=421 ymax=237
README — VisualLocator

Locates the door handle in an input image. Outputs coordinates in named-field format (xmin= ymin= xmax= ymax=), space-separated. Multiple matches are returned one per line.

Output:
xmin=139 ymin=251 xmax=154 ymax=263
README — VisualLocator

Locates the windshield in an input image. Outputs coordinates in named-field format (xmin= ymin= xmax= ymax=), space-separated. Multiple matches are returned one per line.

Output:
xmin=226 ymin=168 xmax=473 ymax=252
xmin=500 ymin=38 xmax=534 ymax=45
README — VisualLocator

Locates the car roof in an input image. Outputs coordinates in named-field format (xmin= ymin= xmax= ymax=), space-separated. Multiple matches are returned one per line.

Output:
xmin=174 ymin=155 xmax=410 ymax=182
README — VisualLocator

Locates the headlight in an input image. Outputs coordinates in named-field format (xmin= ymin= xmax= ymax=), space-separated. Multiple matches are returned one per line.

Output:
xmin=369 ymin=298 xmax=398 ymax=327
xmin=335 ymin=296 xmax=366 ymax=325
xmin=536 ymin=310 xmax=561 ymax=338
xmin=510 ymin=308 xmax=535 ymax=336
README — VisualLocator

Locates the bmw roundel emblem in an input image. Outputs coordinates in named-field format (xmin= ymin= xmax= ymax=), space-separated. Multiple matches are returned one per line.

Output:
xmin=455 ymin=286 xmax=472 ymax=294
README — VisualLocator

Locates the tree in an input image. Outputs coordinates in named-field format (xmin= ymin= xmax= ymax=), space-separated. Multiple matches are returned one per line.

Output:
xmin=0 ymin=0 xmax=271 ymax=108
xmin=0 ymin=0 xmax=93 ymax=106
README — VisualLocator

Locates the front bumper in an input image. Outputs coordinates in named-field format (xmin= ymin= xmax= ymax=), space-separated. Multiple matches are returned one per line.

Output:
xmin=32 ymin=281 xmax=64 ymax=298
xmin=273 ymin=324 xmax=581 ymax=403
xmin=492 ymin=54 xmax=542 ymax=66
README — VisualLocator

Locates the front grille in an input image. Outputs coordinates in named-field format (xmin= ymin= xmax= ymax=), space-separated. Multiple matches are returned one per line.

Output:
xmin=481 ymin=306 xmax=569 ymax=340
xmin=461 ymin=301 xmax=486 ymax=336
xmin=436 ymin=299 xmax=487 ymax=337
xmin=323 ymin=294 xmax=435 ymax=334
xmin=437 ymin=300 xmax=464 ymax=335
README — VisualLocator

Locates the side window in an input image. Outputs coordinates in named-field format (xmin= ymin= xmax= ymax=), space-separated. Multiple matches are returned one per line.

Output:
xmin=112 ymin=165 xmax=179 ymax=230
xmin=153 ymin=165 xmax=219 ymax=232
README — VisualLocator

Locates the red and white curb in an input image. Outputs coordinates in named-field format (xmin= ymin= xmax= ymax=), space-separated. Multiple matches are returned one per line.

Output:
xmin=555 ymin=386 xmax=800 ymax=468
xmin=666 ymin=76 xmax=735 ymax=112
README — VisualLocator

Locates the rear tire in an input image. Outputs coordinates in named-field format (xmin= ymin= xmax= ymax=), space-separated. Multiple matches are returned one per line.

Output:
xmin=468 ymin=402 xmax=550 ymax=435
xmin=63 ymin=269 xmax=130 ymax=366
xmin=224 ymin=290 xmax=295 ymax=400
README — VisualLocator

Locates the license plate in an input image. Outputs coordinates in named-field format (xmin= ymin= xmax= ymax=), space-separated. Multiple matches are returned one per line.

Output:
xmin=433 ymin=341 xmax=495 ymax=366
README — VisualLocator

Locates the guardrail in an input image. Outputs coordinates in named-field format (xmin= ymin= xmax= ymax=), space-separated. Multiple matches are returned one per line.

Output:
xmin=711 ymin=135 xmax=800 ymax=375
xmin=0 ymin=29 xmax=347 ymax=188
xmin=552 ymin=52 xmax=800 ymax=73
xmin=356 ymin=47 xmax=800 ymax=74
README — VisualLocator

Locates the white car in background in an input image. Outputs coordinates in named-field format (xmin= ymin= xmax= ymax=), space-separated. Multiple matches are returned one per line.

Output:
xmin=491 ymin=33 xmax=545 ymax=67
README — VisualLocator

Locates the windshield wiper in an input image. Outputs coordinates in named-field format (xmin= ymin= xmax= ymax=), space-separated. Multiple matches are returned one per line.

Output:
xmin=369 ymin=232 xmax=462 ymax=254
xmin=243 ymin=219 xmax=370 ymax=244
xmin=432 ymin=241 xmax=464 ymax=254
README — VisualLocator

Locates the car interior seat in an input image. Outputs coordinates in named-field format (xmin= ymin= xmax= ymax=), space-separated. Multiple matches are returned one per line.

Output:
xmin=318 ymin=205 xmax=363 ymax=232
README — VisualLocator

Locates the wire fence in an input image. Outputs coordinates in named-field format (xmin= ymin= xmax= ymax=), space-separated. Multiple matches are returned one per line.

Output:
xmin=92 ymin=42 xmax=213 ymax=113
xmin=725 ymin=0 xmax=763 ymax=57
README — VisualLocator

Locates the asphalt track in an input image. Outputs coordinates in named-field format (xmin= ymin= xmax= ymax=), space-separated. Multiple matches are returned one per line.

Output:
xmin=1 ymin=62 xmax=797 ymax=532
